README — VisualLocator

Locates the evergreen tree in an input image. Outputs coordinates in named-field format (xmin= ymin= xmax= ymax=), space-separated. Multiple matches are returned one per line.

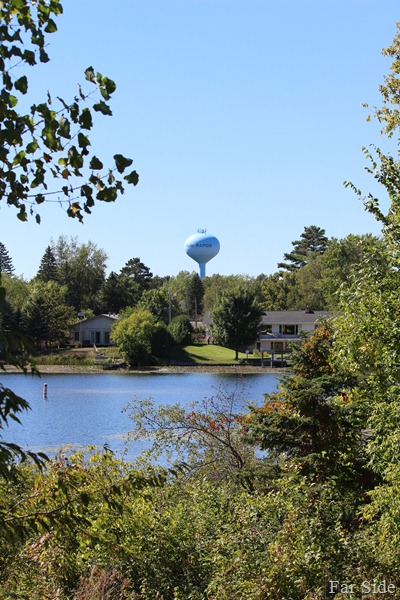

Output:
xmin=248 ymin=323 xmax=375 ymax=488
xmin=278 ymin=225 xmax=328 ymax=271
xmin=0 ymin=242 xmax=14 ymax=281
xmin=36 ymin=245 xmax=58 ymax=282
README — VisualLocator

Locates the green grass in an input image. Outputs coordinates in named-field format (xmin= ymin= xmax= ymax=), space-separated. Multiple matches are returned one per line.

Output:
xmin=33 ymin=344 xmax=264 ymax=367
xmin=169 ymin=343 xmax=249 ymax=365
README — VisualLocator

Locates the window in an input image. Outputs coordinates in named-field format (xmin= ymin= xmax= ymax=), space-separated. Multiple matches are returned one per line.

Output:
xmin=279 ymin=324 xmax=298 ymax=335
xmin=74 ymin=331 xmax=80 ymax=342
xmin=104 ymin=331 xmax=110 ymax=345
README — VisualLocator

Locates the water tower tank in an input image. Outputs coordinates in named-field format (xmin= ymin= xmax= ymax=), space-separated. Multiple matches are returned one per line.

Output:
xmin=184 ymin=229 xmax=220 ymax=279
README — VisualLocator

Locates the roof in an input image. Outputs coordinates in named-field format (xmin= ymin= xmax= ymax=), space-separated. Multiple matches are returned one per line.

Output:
xmin=261 ymin=310 xmax=331 ymax=325
xmin=72 ymin=314 xmax=118 ymax=327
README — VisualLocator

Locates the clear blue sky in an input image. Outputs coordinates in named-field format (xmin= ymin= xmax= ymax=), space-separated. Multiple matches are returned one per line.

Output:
xmin=2 ymin=0 xmax=399 ymax=280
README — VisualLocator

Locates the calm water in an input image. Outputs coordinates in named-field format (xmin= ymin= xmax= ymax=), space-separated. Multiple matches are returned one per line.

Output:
xmin=2 ymin=372 xmax=280 ymax=460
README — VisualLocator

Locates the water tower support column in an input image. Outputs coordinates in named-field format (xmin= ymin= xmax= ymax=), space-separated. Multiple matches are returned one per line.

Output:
xmin=199 ymin=263 xmax=206 ymax=279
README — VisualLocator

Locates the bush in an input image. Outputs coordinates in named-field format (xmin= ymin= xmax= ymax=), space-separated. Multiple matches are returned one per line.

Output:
xmin=168 ymin=315 xmax=192 ymax=345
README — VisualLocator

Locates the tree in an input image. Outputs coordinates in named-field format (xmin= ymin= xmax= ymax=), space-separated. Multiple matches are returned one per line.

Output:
xmin=98 ymin=271 xmax=141 ymax=314
xmin=22 ymin=280 xmax=75 ymax=349
xmin=212 ymin=290 xmax=263 ymax=360
xmin=0 ymin=0 xmax=139 ymax=479
xmin=247 ymin=323 xmax=372 ymax=484
xmin=0 ymin=0 xmax=138 ymax=224
xmin=120 ymin=258 xmax=153 ymax=289
xmin=168 ymin=314 xmax=192 ymax=345
xmin=167 ymin=271 xmax=205 ymax=319
xmin=0 ymin=242 xmax=14 ymax=281
xmin=51 ymin=235 xmax=107 ymax=311
xmin=261 ymin=271 xmax=299 ymax=310
xmin=277 ymin=225 xmax=328 ymax=271
xmin=111 ymin=308 xmax=170 ymax=366
xmin=137 ymin=288 xmax=179 ymax=324
xmin=36 ymin=245 xmax=58 ymax=282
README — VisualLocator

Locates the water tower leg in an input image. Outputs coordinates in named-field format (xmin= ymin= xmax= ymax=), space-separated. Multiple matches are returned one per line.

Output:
xmin=199 ymin=263 xmax=206 ymax=279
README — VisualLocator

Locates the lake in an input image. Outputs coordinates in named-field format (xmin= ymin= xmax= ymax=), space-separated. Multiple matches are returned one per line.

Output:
xmin=2 ymin=372 xmax=280 ymax=461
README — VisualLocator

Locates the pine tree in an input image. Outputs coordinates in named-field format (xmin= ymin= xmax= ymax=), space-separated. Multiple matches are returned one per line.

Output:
xmin=0 ymin=242 xmax=14 ymax=280
xmin=37 ymin=245 xmax=58 ymax=282
xmin=278 ymin=225 xmax=328 ymax=271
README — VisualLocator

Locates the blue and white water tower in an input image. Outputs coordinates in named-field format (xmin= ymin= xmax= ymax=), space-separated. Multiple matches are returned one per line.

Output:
xmin=184 ymin=229 xmax=220 ymax=279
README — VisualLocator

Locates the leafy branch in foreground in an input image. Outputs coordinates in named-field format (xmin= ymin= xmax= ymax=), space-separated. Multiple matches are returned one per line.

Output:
xmin=125 ymin=382 xmax=260 ymax=491
xmin=0 ymin=0 xmax=138 ymax=223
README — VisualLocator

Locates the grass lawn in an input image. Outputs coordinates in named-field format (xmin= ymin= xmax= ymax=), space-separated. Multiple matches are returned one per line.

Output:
xmin=172 ymin=343 xmax=249 ymax=364
xmin=33 ymin=344 xmax=268 ymax=367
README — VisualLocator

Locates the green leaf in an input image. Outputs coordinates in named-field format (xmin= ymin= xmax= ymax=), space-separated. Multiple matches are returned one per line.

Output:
xmin=44 ymin=18 xmax=58 ymax=33
xmin=100 ymin=76 xmax=116 ymax=100
xmin=124 ymin=170 xmax=139 ymax=185
xmin=40 ymin=48 xmax=50 ymax=63
xmin=17 ymin=206 xmax=27 ymax=222
xmin=9 ymin=95 xmax=18 ymax=108
xmin=114 ymin=154 xmax=133 ymax=173
xmin=85 ymin=66 xmax=95 ymax=82
xmin=93 ymin=101 xmax=112 ymax=116
xmin=89 ymin=156 xmax=103 ymax=170
xmin=35 ymin=194 xmax=45 ymax=204
xmin=23 ymin=49 xmax=36 ymax=65
xmin=14 ymin=76 xmax=28 ymax=94
xmin=26 ymin=139 xmax=39 ymax=154
xmin=79 ymin=107 xmax=92 ymax=130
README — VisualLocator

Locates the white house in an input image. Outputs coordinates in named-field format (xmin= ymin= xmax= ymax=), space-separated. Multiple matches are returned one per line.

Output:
xmin=256 ymin=310 xmax=331 ymax=354
xmin=70 ymin=314 xmax=118 ymax=347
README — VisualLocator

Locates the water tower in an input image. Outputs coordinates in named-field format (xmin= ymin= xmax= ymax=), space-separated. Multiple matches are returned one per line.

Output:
xmin=184 ymin=228 xmax=220 ymax=279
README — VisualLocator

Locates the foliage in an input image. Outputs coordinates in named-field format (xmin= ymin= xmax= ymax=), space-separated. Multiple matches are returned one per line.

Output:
xmin=167 ymin=314 xmax=192 ymax=345
xmin=99 ymin=271 xmax=141 ymax=314
xmin=51 ymin=235 xmax=107 ymax=311
xmin=0 ymin=0 xmax=138 ymax=224
xmin=202 ymin=272 xmax=264 ymax=313
xmin=166 ymin=271 xmax=204 ymax=320
xmin=0 ymin=242 xmax=14 ymax=280
xmin=0 ymin=286 xmax=47 ymax=480
xmin=126 ymin=382 xmax=259 ymax=490
xmin=137 ymin=288 xmax=179 ymax=325
xmin=212 ymin=289 xmax=263 ymax=360
xmin=36 ymin=244 xmax=58 ymax=282
xmin=277 ymin=225 xmax=328 ymax=272
xmin=111 ymin=308 xmax=171 ymax=366
xmin=22 ymin=279 xmax=75 ymax=348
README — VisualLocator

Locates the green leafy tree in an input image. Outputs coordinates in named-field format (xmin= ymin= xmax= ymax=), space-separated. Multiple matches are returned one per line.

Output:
xmin=0 ymin=0 xmax=138 ymax=224
xmin=51 ymin=235 xmax=107 ymax=311
xmin=137 ymin=288 xmax=179 ymax=324
xmin=167 ymin=314 xmax=192 ymax=345
xmin=111 ymin=308 xmax=170 ymax=366
xmin=167 ymin=270 xmax=205 ymax=319
xmin=278 ymin=225 xmax=328 ymax=272
xmin=261 ymin=270 xmax=299 ymax=310
xmin=36 ymin=244 xmax=58 ymax=282
xmin=212 ymin=289 xmax=262 ymax=360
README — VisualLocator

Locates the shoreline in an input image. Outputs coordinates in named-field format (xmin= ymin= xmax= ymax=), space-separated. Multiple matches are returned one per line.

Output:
xmin=2 ymin=364 xmax=287 ymax=375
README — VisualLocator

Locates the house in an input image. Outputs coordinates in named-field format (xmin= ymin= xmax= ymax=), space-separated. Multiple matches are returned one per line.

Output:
xmin=256 ymin=310 xmax=331 ymax=354
xmin=70 ymin=314 xmax=118 ymax=347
